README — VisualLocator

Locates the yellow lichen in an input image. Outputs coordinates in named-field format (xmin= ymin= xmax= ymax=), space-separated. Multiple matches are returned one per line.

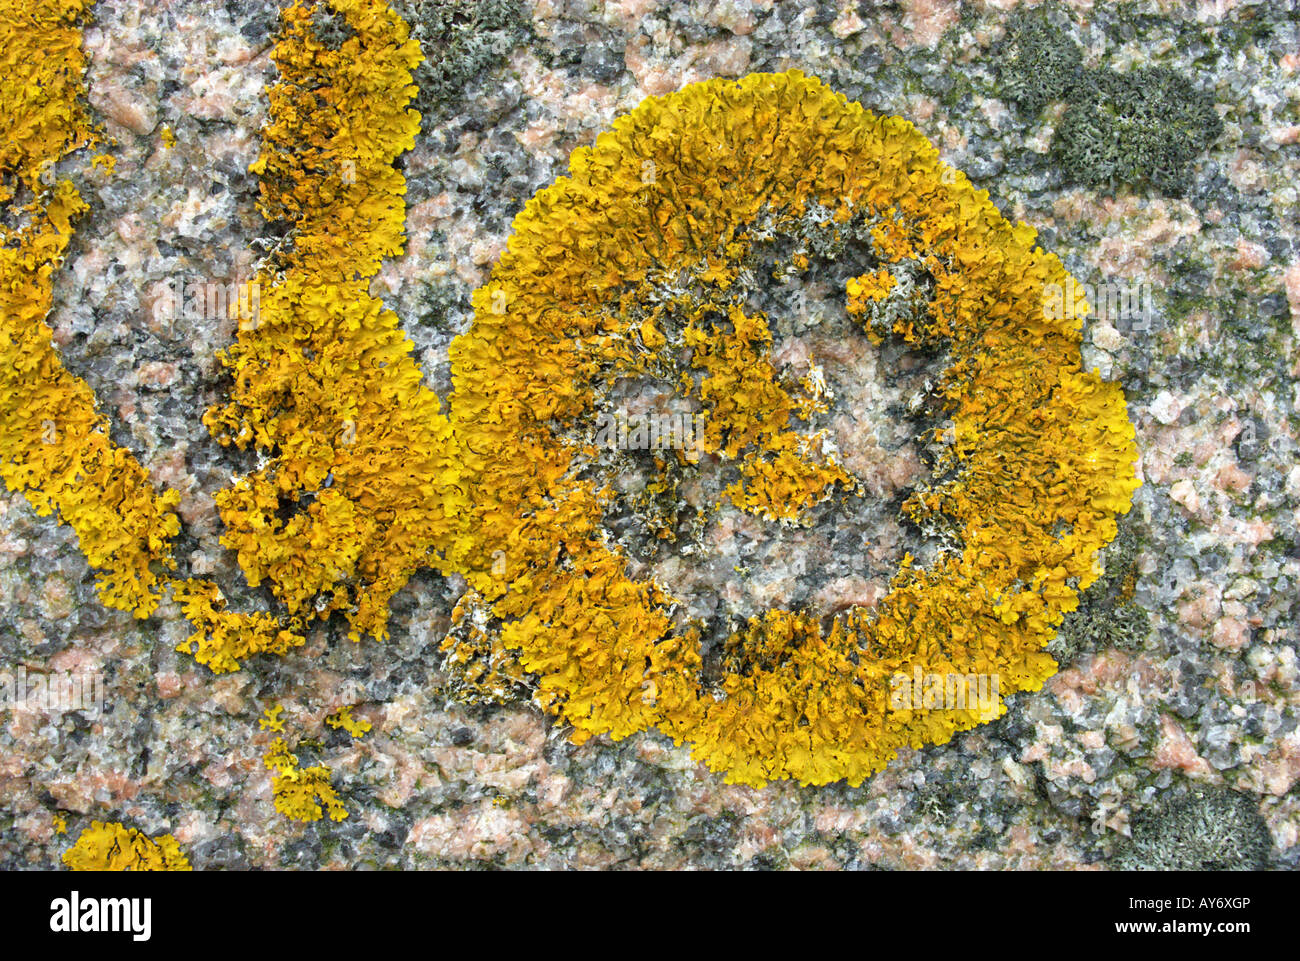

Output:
xmin=0 ymin=0 xmax=301 ymax=671
xmin=200 ymin=0 xmax=469 ymax=660
xmin=684 ymin=302 xmax=855 ymax=520
xmin=172 ymin=579 xmax=306 ymax=675
xmin=0 ymin=0 xmax=1141 ymax=795
xmin=439 ymin=589 xmax=534 ymax=705
xmin=62 ymin=821 xmax=191 ymax=871
xmin=259 ymin=704 xmax=286 ymax=733
xmin=449 ymin=70 xmax=1141 ymax=787
xmin=2 ymin=0 xmax=469 ymax=678
xmin=263 ymin=737 xmax=349 ymax=823
xmin=325 ymin=705 xmax=371 ymax=738
xmin=0 ymin=0 xmax=182 ymax=619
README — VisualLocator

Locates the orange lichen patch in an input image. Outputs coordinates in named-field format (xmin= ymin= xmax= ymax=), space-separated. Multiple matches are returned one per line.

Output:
xmin=845 ymin=269 xmax=896 ymax=314
xmin=0 ymin=0 xmax=1138 ymax=795
xmin=0 ymin=0 xmax=181 ymax=618
xmin=62 ymin=821 xmax=192 ymax=871
xmin=0 ymin=0 xmax=98 ymax=210
xmin=683 ymin=303 xmax=855 ymax=520
xmin=0 ymin=0 xmax=298 ymax=668
xmin=172 ymin=579 xmax=306 ymax=675
xmin=200 ymin=0 xmax=469 ymax=664
xmin=1 ymin=0 xmax=469 ymax=679
xmin=450 ymin=70 xmax=1141 ymax=786
xmin=439 ymin=590 xmax=535 ymax=706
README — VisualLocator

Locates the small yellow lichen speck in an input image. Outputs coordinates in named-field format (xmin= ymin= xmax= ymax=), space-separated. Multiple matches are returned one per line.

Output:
xmin=259 ymin=704 xmax=286 ymax=733
xmin=325 ymin=706 xmax=372 ymax=738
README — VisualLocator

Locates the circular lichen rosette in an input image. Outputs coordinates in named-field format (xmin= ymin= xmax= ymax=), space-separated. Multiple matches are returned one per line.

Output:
xmin=449 ymin=70 xmax=1140 ymax=787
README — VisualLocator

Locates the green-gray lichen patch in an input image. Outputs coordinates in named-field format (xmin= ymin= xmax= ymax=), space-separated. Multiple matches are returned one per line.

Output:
xmin=1052 ymin=67 xmax=1224 ymax=197
xmin=985 ymin=3 xmax=1224 ymax=197
xmin=1114 ymin=787 xmax=1271 ymax=870
xmin=993 ymin=2 xmax=1085 ymax=116
xmin=395 ymin=0 xmax=531 ymax=120
xmin=1048 ymin=519 xmax=1150 ymax=667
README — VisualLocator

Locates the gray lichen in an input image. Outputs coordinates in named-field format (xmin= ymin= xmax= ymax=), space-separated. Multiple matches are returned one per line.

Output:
xmin=308 ymin=2 xmax=355 ymax=47
xmin=990 ymin=4 xmax=1223 ymax=196
xmin=1114 ymin=787 xmax=1271 ymax=870
xmin=994 ymin=3 xmax=1085 ymax=115
xmin=1048 ymin=519 xmax=1150 ymax=667
xmin=1052 ymin=67 xmax=1224 ymax=197
xmin=394 ymin=0 xmax=530 ymax=120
